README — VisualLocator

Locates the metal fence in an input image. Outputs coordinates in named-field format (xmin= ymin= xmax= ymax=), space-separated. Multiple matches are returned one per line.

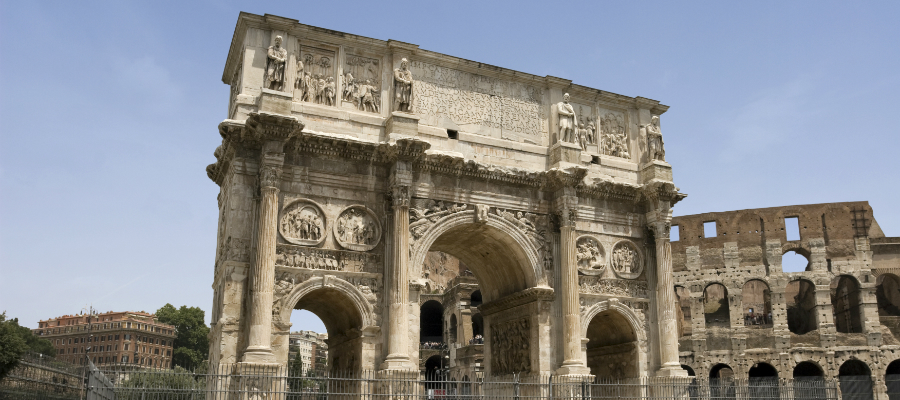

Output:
xmin=0 ymin=352 xmax=83 ymax=400
xmin=79 ymin=363 xmax=845 ymax=400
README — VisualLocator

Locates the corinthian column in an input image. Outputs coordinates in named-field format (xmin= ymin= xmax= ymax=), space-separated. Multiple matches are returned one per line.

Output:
xmin=647 ymin=203 xmax=686 ymax=376
xmin=240 ymin=112 xmax=303 ymax=365
xmin=557 ymin=198 xmax=590 ymax=375
xmin=243 ymin=165 xmax=281 ymax=363
xmin=383 ymin=183 xmax=413 ymax=370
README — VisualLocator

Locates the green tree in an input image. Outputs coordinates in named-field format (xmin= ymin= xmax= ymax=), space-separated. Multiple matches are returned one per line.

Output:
xmin=155 ymin=304 xmax=209 ymax=370
xmin=0 ymin=312 xmax=27 ymax=380
xmin=0 ymin=312 xmax=56 ymax=380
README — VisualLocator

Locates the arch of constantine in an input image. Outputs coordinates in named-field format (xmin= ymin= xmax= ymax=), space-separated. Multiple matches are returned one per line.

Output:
xmin=206 ymin=12 xmax=685 ymax=380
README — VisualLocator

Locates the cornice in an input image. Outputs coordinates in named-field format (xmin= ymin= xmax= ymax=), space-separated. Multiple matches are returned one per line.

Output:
xmin=478 ymin=287 xmax=554 ymax=315
xmin=207 ymin=123 xmax=672 ymax=201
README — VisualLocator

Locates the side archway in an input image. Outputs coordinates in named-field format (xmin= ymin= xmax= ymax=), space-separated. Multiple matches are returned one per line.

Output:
xmin=839 ymin=359 xmax=873 ymax=400
xmin=581 ymin=300 xmax=647 ymax=379
xmin=276 ymin=275 xmax=378 ymax=371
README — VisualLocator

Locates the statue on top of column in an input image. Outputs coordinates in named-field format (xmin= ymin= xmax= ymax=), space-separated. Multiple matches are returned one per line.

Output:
xmin=393 ymin=58 xmax=413 ymax=113
xmin=264 ymin=36 xmax=288 ymax=91
xmin=644 ymin=115 xmax=665 ymax=161
xmin=557 ymin=93 xmax=576 ymax=144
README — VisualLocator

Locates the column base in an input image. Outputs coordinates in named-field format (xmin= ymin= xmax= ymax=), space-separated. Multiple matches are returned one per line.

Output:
xmin=556 ymin=361 xmax=591 ymax=376
xmin=242 ymin=347 xmax=275 ymax=364
xmin=656 ymin=364 xmax=689 ymax=377
xmin=380 ymin=353 xmax=415 ymax=370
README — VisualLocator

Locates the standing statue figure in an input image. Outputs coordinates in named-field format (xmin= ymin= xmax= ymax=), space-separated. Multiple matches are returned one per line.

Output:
xmin=644 ymin=115 xmax=665 ymax=161
xmin=393 ymin=58 xmax=413 ymax=112
xmin=343 ymin=73 xmax=356 ymax=103
xmin=264 ymin=36 xmax=288 ymax=91
xmin=294 ymin=57 xmax=305 ymax=92
xmin=556 ymin=93 xmax=576 ymax=144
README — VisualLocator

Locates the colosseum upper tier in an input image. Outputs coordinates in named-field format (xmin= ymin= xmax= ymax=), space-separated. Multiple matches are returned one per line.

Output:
xmin=670 ymin=201 xmax=900 ymax=384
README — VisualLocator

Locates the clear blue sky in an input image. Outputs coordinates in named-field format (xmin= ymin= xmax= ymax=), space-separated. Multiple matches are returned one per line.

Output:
xmin=1 ymin=1 xmax=897 ymax=334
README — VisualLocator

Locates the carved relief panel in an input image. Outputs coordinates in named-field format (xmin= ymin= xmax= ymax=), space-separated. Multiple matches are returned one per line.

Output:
xmin=576 ymin=235 xmax=606 ymax=276
xmin=597 ymin=108 xmax=631 ymax=160
xmin=407 ymin=60 xmax=546 ymax=141
xmin=610 ymin=240 xmax=643 ymax=279
xmin=276 ymin=244 xmax=382 ymax=273
xmin=334 ymin=205 xmax=382 ymax=251
xmin=342 ymin=54 xmax=382 ymax=113
xmin=295 ymin=43 xmax=336 ymax=106
xmin=490 ymin=318 xmax=531 ymax=375
xmin=279 ymin=199 xmax=327 ymax=246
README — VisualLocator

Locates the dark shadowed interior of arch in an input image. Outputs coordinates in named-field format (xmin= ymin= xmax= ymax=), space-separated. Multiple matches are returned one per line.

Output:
xmin=585 ymin=310 xmax=638 ymax=379
xmin=424 ymin=355 xmax=445 ymax=385
xmin=748 ymin=363 xmax=780 ymax=399
xmin=749 ymin=363 xmax=778 ymax=378
xmin=471 ymin=313 xmax=483 ymax=338
xmin=428 ymin=223 xmax=535 ymax=302
xmin=786 ymin=279 xmax=818 ymax=335
xmin=420 ymin=300 xmax=443 ymax=343
xmin=710 ymin=364 xmax=734 ymax=379
xmin=794 ymin=361 xmax=824 ymax=378
xmin=704 ymin=284 xmax=731 ymax=328
xmin=681 ymin=365 xmax=696 ymax=376
xmin=886 ymin=360 xmax=900 ymax=399
xmin=839 ymin=360 xmax=874 ymax=400
xmin=292 ymin=287 xmax=364 ymax=372
xmin=877 ymin=274 xmax=900 ymax=317
xmin=832 ymin=276 xmax=863 ymax=333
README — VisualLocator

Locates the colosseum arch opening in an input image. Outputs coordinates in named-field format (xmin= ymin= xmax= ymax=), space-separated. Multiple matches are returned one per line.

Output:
xmin=832 ymin=275 xmax=864 ymax=334
xmin=742 ymin=279 xmax=772 ymax=328
xmin=704 ymin=283 xmax=731 ymax=328
xmin=675 ymin=286 xmax=692 ymax=337
xmin=786 ymin=279 xmax=818 ymax=335
xmin=839 ymin=360 xmax=874 ymax=400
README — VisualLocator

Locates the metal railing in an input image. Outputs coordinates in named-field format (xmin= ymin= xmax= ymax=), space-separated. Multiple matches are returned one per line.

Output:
xmin=80 ymin=363 xmax=844 ymax=400
xmin=0 ymin=352 xmax=83 ymax=400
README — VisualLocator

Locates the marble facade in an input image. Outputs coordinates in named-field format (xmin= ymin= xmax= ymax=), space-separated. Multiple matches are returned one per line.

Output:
xmin=206 ymin=12 xmax=685 ymax=384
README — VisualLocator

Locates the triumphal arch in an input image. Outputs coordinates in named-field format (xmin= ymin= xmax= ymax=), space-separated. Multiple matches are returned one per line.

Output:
xmin=206 ymin=12 xmax=686 ymax=380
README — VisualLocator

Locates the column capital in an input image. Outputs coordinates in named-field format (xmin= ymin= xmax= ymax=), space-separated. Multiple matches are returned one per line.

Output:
xmin=553 ymin=197 xmax=579 ymax=229
xmin=259 ymin=165 xmax=281 ymax=190
xmin=388 ymin=185 xmax=410 ymax=209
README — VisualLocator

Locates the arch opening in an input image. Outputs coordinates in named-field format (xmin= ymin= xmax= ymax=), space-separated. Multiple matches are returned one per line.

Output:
xmin=471 ymin=314 xmax=483 ymax=344
xmin=420 ymin=300 xmax=444 ymax=345
xmin=710 ymin=364 xmax=735 ymax=399
xmin=681 ymin=365 xmax=695 ymax=376
xmin=585 ymin=310 xmax=638 ymax=380
xmin=786 ymin=279 xmax=818 ymax=335
xmin=424 ymin=355 xmax=446 ymax=387
xmin=782 ymin=250 xmax=811 ymax=272
xmin=832 ymin=276 xmax=863 ymax=334
xmin=742 ymin=280 xmax=772 ymax=328
xmin=289 ymin=286 xmax=365 ymax=373
xmin=839 ymin=360 xmax=873 ymax=400
xmin=417 ymin=220 xmax=542 ymax=303
xmin=448 ymin=314 xmax=458 ymax=345
xmin=877 ymin=274 xmax=900 ymax=317
xmin=748 ymin=362 xmax=779 ymax=400
xmin=704 ymin=283 xmax=731 ymax=328
xmin=886 ymin=359 xmax=900 ymax=400
xmin=793 ymin=361 xmax=827 ymax=400
xmin=415 ymin=216 xmax=543 ymax=377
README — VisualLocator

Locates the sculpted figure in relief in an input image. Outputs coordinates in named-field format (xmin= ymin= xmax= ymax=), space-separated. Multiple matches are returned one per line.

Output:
xmin=279 ymin=202 xmax=326 ymax=246
xmin=337 ymin=208 xmax=377 ymax=246
xmin=600 ymin=112 xmax=630 ymax=159
xmin=264 ymin=36 xmax=288 ymax=91
xmin=610 ymin=242 xmax=642 ymax=279
xmin=393 ymin=58 xmax=413 ymax=113
xmin=644 ymin=115 xmax=665 ymax=161
xmin=576 ymin=237 xmax=605 ymax=274
xmin=556 ymin=93 xmax=576 ymax=144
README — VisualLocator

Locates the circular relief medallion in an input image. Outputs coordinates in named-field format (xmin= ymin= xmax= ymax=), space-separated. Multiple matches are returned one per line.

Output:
xmin=334 ymin=205 xmax=382 ymax=251
xmin=278 ymin=199 xmax=327 ymax=246
xmin=576 ymin=236 xmax=606 ymax=276
xmin=610 ymin=240 xmax=643 ymax=279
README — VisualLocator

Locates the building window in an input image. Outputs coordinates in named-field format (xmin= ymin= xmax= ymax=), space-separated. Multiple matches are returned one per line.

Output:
xmin=115 ymin=345 xmax=118 ymax=351
xmin=124 ymin=344 xmax=129 ymax=351
xmin=122 ymin=356 xmax=128 ymax=363
xmin=115 ymin=334 xmax=119 ymax=340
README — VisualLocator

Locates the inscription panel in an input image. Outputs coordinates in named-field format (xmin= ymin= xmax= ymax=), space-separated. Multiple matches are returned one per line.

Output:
xmin=409 ymin=61 xmax=545 ymax=140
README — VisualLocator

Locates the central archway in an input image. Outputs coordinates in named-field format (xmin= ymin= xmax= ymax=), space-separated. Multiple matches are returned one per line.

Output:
xmin=410 ymin=209 xmax=550 ymax=377
xmin=275 ymin=276 xmax=378 ymax=373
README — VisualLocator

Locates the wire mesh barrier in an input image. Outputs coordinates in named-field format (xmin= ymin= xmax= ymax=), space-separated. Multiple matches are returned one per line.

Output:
xmin=76 ymin=363 xmax=848 ymax=400
xmin=0 ymin=352 xmax=83 ymax=400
